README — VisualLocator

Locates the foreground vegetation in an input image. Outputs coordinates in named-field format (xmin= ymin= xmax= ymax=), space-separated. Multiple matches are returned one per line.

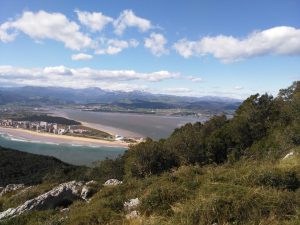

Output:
xmin=1 ymin=82 xmax=300 ymax=224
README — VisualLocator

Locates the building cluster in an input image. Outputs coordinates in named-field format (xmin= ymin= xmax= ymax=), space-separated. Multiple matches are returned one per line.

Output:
xmin=0 ymin=119 xmax=88 ymax=135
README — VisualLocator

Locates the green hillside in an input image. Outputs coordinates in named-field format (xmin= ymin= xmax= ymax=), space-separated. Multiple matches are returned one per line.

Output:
xmin=1 ymin=82 xmax=300 ymax=225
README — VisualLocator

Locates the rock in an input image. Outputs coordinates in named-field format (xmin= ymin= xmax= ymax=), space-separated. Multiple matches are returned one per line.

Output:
xmin=104 ymin=179 xmax=123 ymax=186
xmin=0 ymin=181 xmax=84 ymax=220
xmin=60 ymin=208 xmax=70 ymax=213
xmin=125 ymin=210 xmax=140 ymax=219
xmin=0 ymin=184 xmax=25 ymax=197
xmin=86 ymin=180 xmax=97 ymax=185
xmin=124 ymin=198 xmax=140 ymax=211
xmin=283 ymin=152 xmax=294 ymax=160
xmin=80 ymin=186 xmax=90 ymax=200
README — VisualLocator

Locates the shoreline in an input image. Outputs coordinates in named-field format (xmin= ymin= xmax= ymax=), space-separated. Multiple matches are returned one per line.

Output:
xmin=0 ymin=127 xmax=128 ymax=148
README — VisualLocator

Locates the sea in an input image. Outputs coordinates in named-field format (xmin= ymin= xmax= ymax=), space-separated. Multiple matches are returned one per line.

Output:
xmin=0 ymin=110 xmax=205 ymax=166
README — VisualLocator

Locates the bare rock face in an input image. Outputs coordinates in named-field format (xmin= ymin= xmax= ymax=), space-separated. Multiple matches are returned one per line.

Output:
xmin=104 ymin=179 xmax=123 ymax=186
xmin=0 ymin=181 xmax=84 ymax=220
xmin=0 ymin=184 xmax=25 ymax=197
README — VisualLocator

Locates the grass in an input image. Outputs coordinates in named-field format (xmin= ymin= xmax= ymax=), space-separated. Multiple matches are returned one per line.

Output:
xmin=1 ymin=154 xmax=300 ymax=225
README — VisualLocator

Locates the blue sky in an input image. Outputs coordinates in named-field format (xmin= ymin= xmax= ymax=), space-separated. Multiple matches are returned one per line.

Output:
xmin=0 ymin=0 xmax=299 ymax=99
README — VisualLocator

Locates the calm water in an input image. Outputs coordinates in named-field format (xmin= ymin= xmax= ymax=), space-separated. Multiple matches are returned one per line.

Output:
xmin=59 ymin=109 xmax=205 ymax=139
xmin=0 ymin=133 xmax=126 ymax=166
xmin=0 ymin=110 xmax=204 ymax=166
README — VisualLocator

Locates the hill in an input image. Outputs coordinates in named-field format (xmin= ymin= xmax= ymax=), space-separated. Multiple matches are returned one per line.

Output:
xmin=1 ymin=82 xmax=300 ymax=224
xmin=0 ymin=147 xmax=84 ymax=186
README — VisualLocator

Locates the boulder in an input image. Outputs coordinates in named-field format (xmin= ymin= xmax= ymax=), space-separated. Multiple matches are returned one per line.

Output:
xmin=0 ymin=184 xmax=25 ymax=197
xmin=124 ymin=198 xmax=140 ymax=211
xmin=0 ymin=181 xmax=84 ymax=220
xmin=104 ymin=179 xmax=123 ymax=186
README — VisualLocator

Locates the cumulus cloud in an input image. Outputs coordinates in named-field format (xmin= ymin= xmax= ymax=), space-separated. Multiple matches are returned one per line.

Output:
xmin=187 ymin=76 xmax=203 ymax=82
xmin=144 ymin=33 xmax=168 ymax=56
xmin=95 ymin=38 xmax=139 ymax=55
xmin=75 ymin=10 xmax=113 ymax=32
xmin=0 ymin=65 xmax=179 ymax=89
xmin=0 ymin=22 xmax=17 ymax=42
xmin=113 ymin=9 xmax=152 ymax=35
xmin=0 ymin=10 xmax=93 ymax=50
xmin=173 ymin=26 xmax=300 ymax=62
xmin=71 ymin=53 xmax=93 ymax=60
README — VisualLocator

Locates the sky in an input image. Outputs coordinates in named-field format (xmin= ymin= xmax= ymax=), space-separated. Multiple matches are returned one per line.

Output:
xmin=0 ymin=0 xmax=300 ymax=99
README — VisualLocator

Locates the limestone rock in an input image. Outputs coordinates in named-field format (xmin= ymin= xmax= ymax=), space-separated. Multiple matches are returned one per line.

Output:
xmin=125 ymin=210 xmax=140 ymax=219
xmin=0 ymin=184 xmax=25 ymax=197
xmin=104 ymin=179 xmax=123 ymax=186
xmin=0 ymin=181 xmax=83 ymax=220
xmin=81 ymin=186 xmax=90 ymax=200
xmin=124 ymin=198 xmax=140 ymax=211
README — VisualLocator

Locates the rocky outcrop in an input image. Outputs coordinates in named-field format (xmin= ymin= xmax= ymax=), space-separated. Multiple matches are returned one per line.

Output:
xmin=0 ymin=184 xmax=25 ymax=197
xmin=0 ymin=181 xmax=86 ymax=220
xmin=104 ymin=179 xmax=123 ymax=186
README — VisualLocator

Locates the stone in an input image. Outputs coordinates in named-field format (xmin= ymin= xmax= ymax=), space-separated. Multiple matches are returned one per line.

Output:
xmin=0 ymin=181 xmax=84 ymax=220
xmin=125 ymin=210 xmax=140 ymax=219
xmin=86 ymin=180 xmax=97 ymax=185
xmin=0 ymin=184 xmax=25 ymax=197
xmin=80 ymin=186 xmax=90 ymax=200
xmin=124 ymin=198 xmax=140 ymax=211
xmin=104 ymin=179 xmax=123 ymax=186
xmin=283 ymin=152 xmax=294 ymax=160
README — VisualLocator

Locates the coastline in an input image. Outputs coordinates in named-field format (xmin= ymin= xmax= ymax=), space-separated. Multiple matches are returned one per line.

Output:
xmin=0 ymin=127 xmax=128 ymax=148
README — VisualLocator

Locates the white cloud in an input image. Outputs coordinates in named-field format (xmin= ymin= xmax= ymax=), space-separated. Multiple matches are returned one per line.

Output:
xmin=75 ymin=10 xmax=113 ymax=32
xmin=0 ymin=10 xmax=93 ymax=50
xmin=173 ymin=26 xmax=300 ymax=62
xmin=234 ymin=86 xmax=244 ymax=90
xmin=71 ymin=53 xmax=93 ymax=60
xmin=0 ymin=22 xmax=17 ymax=42
xmin=95 ymin=38 xmax=139 ymax=55
xmin=144 ymin=33 xmax=168 ymax=56
xmin=0 ymin=65 xmax=179 ymax=89
xmin=187 ymin=76 xmax=203 ymax=82
xmin=113 ymin=9 xmax=152 ymax=35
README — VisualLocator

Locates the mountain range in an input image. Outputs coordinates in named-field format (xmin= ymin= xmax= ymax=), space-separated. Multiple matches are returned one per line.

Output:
xmin=0 ymin=86 xmax=242 ymax=112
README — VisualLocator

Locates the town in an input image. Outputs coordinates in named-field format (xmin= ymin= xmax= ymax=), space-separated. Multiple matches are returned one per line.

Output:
xmin=0 ymin=119 xmax=144 ymax=143
xmin=0 ymin=119 xmax=86 ymax=135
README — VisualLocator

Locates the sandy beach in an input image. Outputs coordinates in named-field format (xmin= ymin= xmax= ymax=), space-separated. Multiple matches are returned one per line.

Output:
xmin=0 ymin=127 xmax=128 ymax=148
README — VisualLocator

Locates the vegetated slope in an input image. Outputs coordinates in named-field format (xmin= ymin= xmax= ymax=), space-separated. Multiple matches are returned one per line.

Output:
xmin=16 ymin=115 xmax=81 ymax=125
xmin=1 ymin=82 xmax=300 ymax=225
xmin=0 ymin=147 xmax=84 ymax=186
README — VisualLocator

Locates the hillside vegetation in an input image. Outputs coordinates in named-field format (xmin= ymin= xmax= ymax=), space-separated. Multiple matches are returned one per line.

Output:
xmin=1 ymin=82 xmax=300 ymax=224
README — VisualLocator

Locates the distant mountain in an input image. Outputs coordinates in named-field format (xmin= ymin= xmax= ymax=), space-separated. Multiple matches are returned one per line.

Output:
xmin=0 ymin=86 xmax=242 ymax=111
